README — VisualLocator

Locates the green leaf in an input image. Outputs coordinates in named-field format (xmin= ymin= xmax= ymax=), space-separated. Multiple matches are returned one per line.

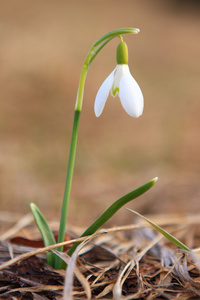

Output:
xmin=30 ymin=203 xmax=56 ymax=267
xmin=67 ymin=177 xmax=158 ymax=256
xmin=127 ymin=208 xmax=190 ymax=252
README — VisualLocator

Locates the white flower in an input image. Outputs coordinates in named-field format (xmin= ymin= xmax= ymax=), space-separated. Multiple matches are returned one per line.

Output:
xmin=94 ymin=64 xmax=144 ymax=118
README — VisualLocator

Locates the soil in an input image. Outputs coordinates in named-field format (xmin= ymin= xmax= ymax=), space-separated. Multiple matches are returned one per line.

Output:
xmin=1 ymin=216 xmax=200 ymax=299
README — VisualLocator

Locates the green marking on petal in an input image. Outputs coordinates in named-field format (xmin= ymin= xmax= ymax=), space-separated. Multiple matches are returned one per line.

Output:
xmin=111 ymin=87 xmax=119 ymax=97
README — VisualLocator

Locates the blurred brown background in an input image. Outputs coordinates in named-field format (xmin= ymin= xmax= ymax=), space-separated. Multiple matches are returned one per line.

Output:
xmin=0 ymin=0 xmax=200 ymax=228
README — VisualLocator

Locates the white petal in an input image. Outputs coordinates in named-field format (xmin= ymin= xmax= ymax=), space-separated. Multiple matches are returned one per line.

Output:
xmin=94 ymin=69 xmax=115 ymax=117
xmin=111 ymin=65 xmax=123 ymax=96
xmin=119 ymin=65 xmax=144 ymax=118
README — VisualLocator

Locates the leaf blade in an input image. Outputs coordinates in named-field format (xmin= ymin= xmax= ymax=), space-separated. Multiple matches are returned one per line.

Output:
xmin=127 ymin=208 xmax=190 ymax=252
xmin=30 ymin=203 xmax=56 ymax=267
xmin=67 ymin=177 xmax=158 ymax=256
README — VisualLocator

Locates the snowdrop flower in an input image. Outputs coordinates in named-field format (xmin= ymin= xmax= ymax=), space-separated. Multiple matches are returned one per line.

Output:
xmin=94 ymin=38 xmax=144 ymax=118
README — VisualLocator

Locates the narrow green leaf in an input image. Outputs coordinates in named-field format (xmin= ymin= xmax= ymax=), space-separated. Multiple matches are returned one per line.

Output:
xmin=67 ymin=177 xmax=158 ymax=256
xmin=127 ymin=208 xmax=190 ymax=252
xmin=30 ymin=203 xmax=56 ymax=267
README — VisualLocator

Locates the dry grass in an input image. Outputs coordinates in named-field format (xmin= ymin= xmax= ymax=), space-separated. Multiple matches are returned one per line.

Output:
xmin=1 ymin=212 xmax=200 ymax=299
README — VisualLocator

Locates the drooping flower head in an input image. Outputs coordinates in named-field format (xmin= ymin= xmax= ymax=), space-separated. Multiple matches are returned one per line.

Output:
xmin=94 ymin=37 xmax=144 ymax=118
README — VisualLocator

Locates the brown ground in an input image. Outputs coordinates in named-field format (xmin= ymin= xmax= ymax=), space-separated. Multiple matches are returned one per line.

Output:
xmin=0 ymin=0 xmax=200 ymax=231
xmin=1 ymin=226 xmax=200 ymax=299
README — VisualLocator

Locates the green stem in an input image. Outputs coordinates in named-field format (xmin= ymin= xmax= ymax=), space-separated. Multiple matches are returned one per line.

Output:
xmin=57 ymin=111 xmax=81 ymax=244
xmin=55 ymin=28 xmax=140 ymax=269
xmin=55 ymin=63 xmax=88 ymax=269
xmin=55 ymin=109 xmax=81 ymax=268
